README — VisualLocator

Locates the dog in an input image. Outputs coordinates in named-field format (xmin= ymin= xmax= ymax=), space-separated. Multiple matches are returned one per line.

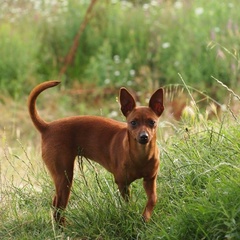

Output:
xmin=28 ymin=81 xmax=164 ymax=225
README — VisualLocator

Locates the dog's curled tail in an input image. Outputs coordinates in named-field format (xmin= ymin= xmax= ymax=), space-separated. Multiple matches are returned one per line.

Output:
xmin=28 ymin=80 xmax=61 ymax=132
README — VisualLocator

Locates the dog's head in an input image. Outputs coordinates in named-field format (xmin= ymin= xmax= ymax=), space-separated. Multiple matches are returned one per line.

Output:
xmin=119 ymin=88 xmax=164 ymax=145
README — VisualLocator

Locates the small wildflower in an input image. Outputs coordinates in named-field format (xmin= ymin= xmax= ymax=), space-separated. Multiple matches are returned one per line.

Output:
xmin=127 ymin=81 xmax=133 ymax=86
xmin=104 ymin=79 xmax=110 ymax=84
xmin=150 ymin=1 xmax=158 ymax=7
xmin=113 ymin=55 xmax=120 ymax=64
xmin=195 ymin=7 xmax=204 ymax=16
xmin=162 ymin=42 xmax=171 ymax=49
xmin=143 ymin=4 xmax=149 ymax=10
xmin=174 ymin=1 xmax=182 ymax=9
xmin=129 ymin=69 xmax=135 ymax=77
xmin=114 ymin=71 xmax=120 ymax=76
xmin=108 ymin=110 xmax=118 ymax=118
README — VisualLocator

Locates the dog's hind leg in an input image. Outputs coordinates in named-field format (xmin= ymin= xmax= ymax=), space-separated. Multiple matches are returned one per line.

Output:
xmin=52 ymin=168 xmax=74 ymax=226
xmin=43 ymin=153 xmax=75 ymax=226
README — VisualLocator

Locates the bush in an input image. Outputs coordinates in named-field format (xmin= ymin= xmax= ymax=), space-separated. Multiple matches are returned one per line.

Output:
xmin=0 ymin=0 xmax=239 ymax=98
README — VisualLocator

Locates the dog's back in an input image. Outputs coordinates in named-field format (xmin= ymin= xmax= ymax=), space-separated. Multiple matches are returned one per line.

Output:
xmin=42 ymin=115 xmax=127 ymax=173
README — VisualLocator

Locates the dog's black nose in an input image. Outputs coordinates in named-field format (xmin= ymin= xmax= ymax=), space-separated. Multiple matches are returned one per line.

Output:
xmin=139 ymin=132 xmax=149 ymax=144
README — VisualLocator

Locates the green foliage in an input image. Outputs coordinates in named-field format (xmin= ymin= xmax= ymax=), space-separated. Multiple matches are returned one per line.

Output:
xmin=1 ymin=109 xmax=240 ymax=239
xmin=0 ymin=22 xmax=39 ymax=98
xmin=160 ymin=123 xmax=240 ymax=239
xmin=0 ymin=0 xmax=240 ymax=98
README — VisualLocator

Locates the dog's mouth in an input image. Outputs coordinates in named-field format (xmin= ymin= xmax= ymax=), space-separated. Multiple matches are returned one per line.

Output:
xmin=138 ymin=139 xmax=149 ymax=145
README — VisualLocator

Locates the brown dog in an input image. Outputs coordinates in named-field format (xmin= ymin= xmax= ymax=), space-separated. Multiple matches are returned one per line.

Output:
xmin=28 ymin=81 xmax=164 ymax=225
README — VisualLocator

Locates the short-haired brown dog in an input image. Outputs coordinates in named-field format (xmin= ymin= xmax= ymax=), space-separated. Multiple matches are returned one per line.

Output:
xmin=28 ymin=81 xmax=164 ymax=225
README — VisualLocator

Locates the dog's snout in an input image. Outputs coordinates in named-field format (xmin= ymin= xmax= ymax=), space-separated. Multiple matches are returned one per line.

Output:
xmin=140 ymin=132 xmax=148 ymax=140
xmin=139 ymin=132 xmax=149 ymax=144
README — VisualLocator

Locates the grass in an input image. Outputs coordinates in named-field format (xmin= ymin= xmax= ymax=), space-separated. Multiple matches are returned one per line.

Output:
xmin=0 ymin=88 xmax=240 ymax=239
xmin=161 ymin=124 xmax=240 ymax=239
xmin=0 ymin=0 xmax=240 ymax=238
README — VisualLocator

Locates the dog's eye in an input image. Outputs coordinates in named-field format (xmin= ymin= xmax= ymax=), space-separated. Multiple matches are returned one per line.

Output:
xmin=149 ymin=120 xmax=155 ymax=127
xmin=130 ymin=120 xmax=137 ymax=126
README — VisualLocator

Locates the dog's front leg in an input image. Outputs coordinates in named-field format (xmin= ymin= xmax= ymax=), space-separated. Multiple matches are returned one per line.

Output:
xmin=142 ymin=175 xmax=157 ymax=222
xmin=117 ymin=182 xmax=131 ymax=202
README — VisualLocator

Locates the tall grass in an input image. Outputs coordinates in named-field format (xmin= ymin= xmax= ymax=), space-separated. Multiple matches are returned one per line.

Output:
xmin=0 ymin=85 xmax=239 ymax=239
xmin=0 ymin=0 xmax=239 ymax=98
xmin=160 ymin=123 xmax=240 ymax=239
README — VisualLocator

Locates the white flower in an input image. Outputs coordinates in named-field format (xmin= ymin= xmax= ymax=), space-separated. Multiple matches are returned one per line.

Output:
xmin=109 ymin=110 xmax=118 ymax=118
xmin=114 ymin=71 xmax=120 ymax=76
xmin=162 ymin=42 xmax=171 ymax=49
xmin=150 ymin=1 xmax=158 ymax=7
xmin=174 ymin=1 xmax=182 ymax=9
xmin=143 ymin=4 xmax=149 ymax=10
xmin=104 ymin=79 xmax=110 ymax=84
xmin=129 ymin=69 xmax=135 ymax=76
xmin=113 ymin=55 xmax=120 ymax=64
xmin=127 ymin=81 xmax=133 ymax=86
xmin=195 ymin=7 xmax=204 ymax=16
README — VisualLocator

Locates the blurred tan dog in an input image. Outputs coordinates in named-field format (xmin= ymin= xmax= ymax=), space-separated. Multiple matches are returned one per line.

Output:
xmin=28 ymin=81 xmax=164 ymax=225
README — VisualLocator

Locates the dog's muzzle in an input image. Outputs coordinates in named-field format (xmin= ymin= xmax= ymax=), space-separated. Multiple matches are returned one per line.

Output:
xmin=138 ymin=132 xmax=149 ymax=145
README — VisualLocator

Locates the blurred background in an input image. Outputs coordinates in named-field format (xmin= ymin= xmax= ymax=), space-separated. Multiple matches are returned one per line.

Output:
xmin=0 ymin=0 xmax=239 ymax=99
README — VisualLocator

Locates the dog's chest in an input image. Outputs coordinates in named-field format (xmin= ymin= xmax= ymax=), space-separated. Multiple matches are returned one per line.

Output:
xmin=122 ymin=158 xmax=158 ymax=182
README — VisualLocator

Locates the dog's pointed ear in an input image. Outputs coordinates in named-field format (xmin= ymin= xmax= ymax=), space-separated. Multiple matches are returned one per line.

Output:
xmin=149 ymin=88 xmax=164 ymax=117
xmin=119 ymin=87 xmax=136 ymax=117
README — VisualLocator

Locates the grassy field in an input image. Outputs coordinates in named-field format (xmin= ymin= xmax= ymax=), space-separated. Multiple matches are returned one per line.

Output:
xmin=0 ymin=0 xmax=240 ymax=239
xmin=0 ymin=84 xmax=240 ymax=239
